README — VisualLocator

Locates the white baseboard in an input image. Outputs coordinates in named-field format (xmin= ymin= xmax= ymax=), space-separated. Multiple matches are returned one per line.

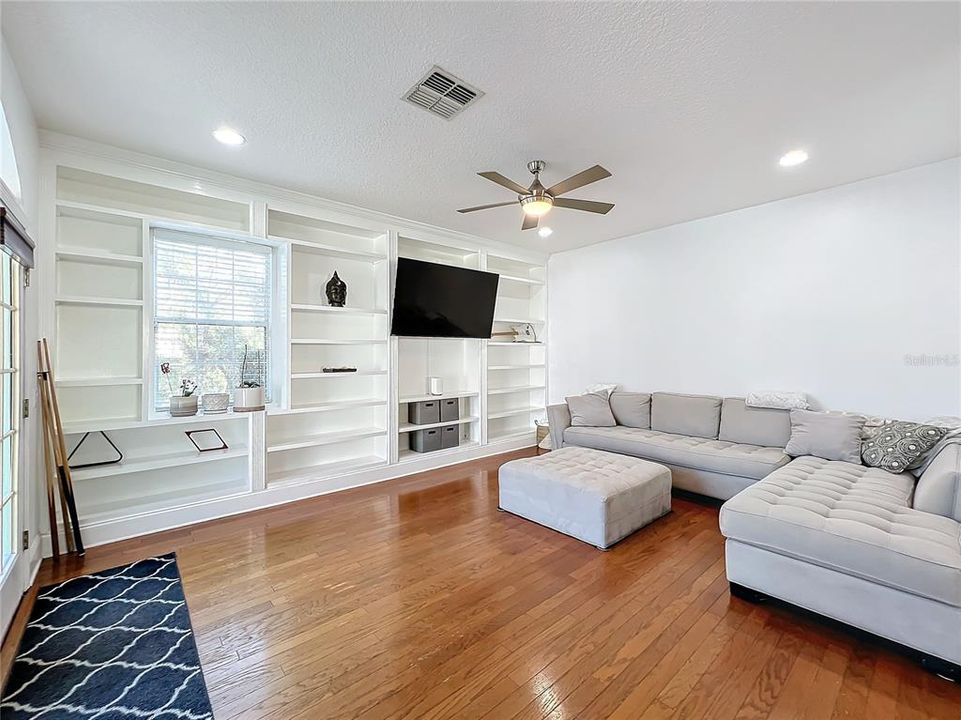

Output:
xmin=41 ymin=437 xmax=534 ymax=556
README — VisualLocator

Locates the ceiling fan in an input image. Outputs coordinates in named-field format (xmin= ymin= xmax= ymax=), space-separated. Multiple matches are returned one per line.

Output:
xmin=457 ymin=160 xmax=614 ymax=231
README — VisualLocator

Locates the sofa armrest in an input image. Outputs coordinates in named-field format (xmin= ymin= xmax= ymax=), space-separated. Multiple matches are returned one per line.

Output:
xmin=914 ymin=442 xmax=961 ymax=522
xmin=547 ymin=403 xmax=571 ymax=450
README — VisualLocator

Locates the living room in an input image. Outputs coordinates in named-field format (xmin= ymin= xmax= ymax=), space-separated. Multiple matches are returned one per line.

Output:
xmin=0 ymin=2 xmax=959 ymax=718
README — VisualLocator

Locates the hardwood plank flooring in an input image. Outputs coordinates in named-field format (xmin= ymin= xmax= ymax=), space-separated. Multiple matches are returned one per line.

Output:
xmin=3 ymin=448 xmax=959 ymax=718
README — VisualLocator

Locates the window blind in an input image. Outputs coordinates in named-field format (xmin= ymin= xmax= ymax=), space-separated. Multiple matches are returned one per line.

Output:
xmin=153 ymin=229 xmax=271 ymax=410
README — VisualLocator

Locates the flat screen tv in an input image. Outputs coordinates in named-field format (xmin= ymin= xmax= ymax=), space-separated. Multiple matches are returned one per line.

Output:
xmin=391 ymin=258 xmax=499 ymax=338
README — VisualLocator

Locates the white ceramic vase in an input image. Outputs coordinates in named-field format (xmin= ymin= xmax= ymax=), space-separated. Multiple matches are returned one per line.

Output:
xmin=234 ymin=386 xmax=265 ymax=412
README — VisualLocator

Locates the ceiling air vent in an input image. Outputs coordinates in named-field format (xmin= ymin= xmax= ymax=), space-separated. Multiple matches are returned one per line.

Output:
xmin=404 ymin=66 xmax=483 ymax=120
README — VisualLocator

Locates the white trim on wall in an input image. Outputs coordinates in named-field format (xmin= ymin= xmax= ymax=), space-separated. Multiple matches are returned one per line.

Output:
xmin=39 ymin=131 xmax=547 ymax=266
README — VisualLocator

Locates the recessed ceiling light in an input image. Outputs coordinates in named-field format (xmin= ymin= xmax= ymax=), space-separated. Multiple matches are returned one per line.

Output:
xmin=538 ymin=227 xmax=553 ymax=238
xmin=213 ymin=127 xmax=246 ymax=146
xmin=778 ymin=149 xmax=808 ymax=167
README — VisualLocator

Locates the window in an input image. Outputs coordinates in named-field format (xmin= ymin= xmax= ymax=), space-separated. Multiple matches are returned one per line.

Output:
xmin=0 ymin=104 xmax=22 ymax=203
xmin=0 ymin=250 xmax=20 ymax=578
xmin=152 ymin=229 xmax=271 ymax=411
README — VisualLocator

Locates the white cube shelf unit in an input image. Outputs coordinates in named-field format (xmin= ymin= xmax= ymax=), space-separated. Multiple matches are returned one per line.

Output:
xmin=267 ymin=209 xmax=391 ymax=486
xmin=40 ymin=149 xmax=546 ymax=551
xmin=486 ymin=255 xmax=547 ymax=442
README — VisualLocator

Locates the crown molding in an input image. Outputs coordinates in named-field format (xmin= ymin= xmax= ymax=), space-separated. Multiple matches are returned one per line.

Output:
xmin=38 ymin=130 xmax=547 ymax=262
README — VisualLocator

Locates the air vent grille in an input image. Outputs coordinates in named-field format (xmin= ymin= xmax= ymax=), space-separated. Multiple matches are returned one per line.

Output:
xmin=404 ymin=66 xmax=483 ymax=120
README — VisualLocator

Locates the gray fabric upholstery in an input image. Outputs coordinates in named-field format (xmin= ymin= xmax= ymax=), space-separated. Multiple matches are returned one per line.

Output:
xmin=663 ymin=464 xmax=758 ymax=501
xmin=915 ymin=443 xmax=961 ymax=522
xmin=564 ymin=426 xmax=790 ymax=480
xmin=651 ymin=392 xmax=722 ymax=439
xmin=609 ymin=392 xmax=651 ymax=429
xmin=498 ymin=447 xmax=671 ymax=548
xmin=725 ymin=540 xmax=961 ymax=665
xmin=718 ymin=398 xmax=792 ymax=449
xmin=784 ymin=409 xmax=865 ymax=463
xmin=566 ymin=393 xmax=616 ymax=427
xmin=719 ymin=456 xmax=961 ymax=607
xmin=546 ymin=403 xmax=571 ymax=454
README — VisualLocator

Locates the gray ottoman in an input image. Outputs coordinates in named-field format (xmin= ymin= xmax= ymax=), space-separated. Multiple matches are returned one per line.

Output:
xmin=498 ymin=447 xmax=672 ymax=549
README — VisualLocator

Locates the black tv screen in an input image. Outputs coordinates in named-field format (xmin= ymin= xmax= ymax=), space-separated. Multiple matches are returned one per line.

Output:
xmin=391 ymin=258 xmax=499 ymax=338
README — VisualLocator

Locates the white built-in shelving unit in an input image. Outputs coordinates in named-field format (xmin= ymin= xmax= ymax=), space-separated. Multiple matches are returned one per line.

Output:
xmin=39 ymin=142 xmax=547 ymax=551
xmin=265 ymin=209 xmax=391 ymax=486
xmin=394 ymin=235 xmax=484 ymax=463
xmin=485 ymin=254 xmax=547 ymax=442
xmin=51 ymin=168 xmax=256 ymax=528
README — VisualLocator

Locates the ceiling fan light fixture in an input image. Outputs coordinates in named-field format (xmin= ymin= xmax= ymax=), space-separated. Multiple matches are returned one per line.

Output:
xmin=521 ymin=195 xmax=553 ymax=217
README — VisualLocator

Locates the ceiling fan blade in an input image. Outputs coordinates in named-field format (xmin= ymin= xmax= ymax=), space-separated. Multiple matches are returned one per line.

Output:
xmin=546 ymin=165 xmax=612 ymax=197
xmin=457 ymin=201 xmax=518 ymax=214
xmin=553 ymin=197 xmax=615 ymax=214
xmin=478 ymin=171 xmax=530 ymax=195
xmin=521 ymin=213 xmax=539 ymax=231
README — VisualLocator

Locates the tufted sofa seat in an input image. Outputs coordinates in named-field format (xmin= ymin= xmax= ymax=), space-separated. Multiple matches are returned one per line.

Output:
xmin=564 ymin=426 xmax=790 ymax=481
xmin=719 ymin=457 xmax=961 ymax=606
xmin=720 ymin=452 xmax=961 ymax=671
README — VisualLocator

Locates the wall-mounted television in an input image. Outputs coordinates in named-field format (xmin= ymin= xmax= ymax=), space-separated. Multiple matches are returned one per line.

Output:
xmin=391 ymin=258 xmax=499 ymax=338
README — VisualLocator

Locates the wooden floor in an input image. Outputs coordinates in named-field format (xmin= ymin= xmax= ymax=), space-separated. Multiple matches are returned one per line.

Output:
xmin=4 ymin=448 xmax=960 ymax=719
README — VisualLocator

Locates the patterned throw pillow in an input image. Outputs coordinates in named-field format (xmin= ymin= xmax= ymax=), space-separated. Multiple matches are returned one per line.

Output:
xmin=861 ymin=421 xmax=946 ymax=473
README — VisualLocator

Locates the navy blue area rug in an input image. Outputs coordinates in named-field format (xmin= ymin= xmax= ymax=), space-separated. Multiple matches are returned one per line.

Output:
xmin=1 ymin=553 xmax=213 ymax=719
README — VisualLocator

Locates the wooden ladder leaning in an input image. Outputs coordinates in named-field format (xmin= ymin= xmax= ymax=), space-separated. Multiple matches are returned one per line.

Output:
xmin=37 ymin=338 xmax=84 ymax=558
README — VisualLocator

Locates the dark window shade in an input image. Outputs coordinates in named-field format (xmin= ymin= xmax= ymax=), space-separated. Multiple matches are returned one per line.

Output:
xmin=0 ymin=205 xmax=34 ymax=268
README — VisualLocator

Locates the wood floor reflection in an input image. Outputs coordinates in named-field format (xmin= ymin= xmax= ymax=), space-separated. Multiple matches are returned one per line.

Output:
xmin=6 ymin=447 xmax=960 ymax=719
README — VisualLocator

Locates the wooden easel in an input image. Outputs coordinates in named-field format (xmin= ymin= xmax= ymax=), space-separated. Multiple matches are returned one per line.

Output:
xmin=37 ymin=338 xmax=84 ymax=557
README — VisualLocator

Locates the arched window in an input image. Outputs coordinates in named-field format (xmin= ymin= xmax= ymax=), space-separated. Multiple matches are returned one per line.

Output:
xmin=0 ymin=103 xmax=22 ymax=202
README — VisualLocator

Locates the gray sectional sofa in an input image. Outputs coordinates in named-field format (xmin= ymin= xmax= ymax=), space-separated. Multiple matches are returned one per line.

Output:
xmin=547 ymin=391 xmax=961 ymax=677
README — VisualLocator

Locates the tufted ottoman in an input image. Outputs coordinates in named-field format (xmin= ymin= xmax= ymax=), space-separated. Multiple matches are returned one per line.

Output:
xmin=720 ymin=456 xmax=961 ymax=673
xmin=498 ymin=446 xmax=672 ymax=549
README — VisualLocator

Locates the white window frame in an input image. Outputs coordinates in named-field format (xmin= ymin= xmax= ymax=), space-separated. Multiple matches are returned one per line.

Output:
xmin=149 ymin=228 xmax=275 ymax=414
xmin=0 ymin=249 xmax=23 ymax=636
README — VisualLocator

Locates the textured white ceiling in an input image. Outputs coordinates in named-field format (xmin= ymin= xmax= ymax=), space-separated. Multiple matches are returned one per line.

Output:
xmin=3 ymin=2 xmax=958 ymax=253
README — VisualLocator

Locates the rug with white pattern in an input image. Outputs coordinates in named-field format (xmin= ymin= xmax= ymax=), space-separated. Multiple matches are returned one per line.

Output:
xmin=1 ymin=554 xmax=213 ymax=720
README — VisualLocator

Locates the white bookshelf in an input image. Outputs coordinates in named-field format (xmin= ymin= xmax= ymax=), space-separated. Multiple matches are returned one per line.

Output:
xmin=51 ymin=168 xmax=257 ymax=524
xmin=486 ymin=254 xmax=547 ymax=443
xmin=265 ymin=208 xmax=391 ymax=485
xmin=393 ymin=236 xmax=486 ymax=462
xmin=41 ymin=153 xmax=547 ymax=551
xmin=55 ymin=200 xmax=147 ymax=426
xmin=64 ymin=414 xmax=252 ymax=522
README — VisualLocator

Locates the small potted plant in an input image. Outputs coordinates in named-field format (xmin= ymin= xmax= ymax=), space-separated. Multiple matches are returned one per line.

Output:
xmin=235 ymin=345 xmax=265 ymax=412
xmin=161 ymin=363 xmax=199 ymax=417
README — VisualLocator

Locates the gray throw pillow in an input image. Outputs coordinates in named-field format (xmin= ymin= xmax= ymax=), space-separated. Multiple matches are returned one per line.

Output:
xmin=861 ymin=421 xmax=946 ymax=474
xmin=609 ymin=392 xmax=651 ymax=428
xmin=784 ymin=409 xmax=865 ymax=463
xmin=566 ymin=393 xmax=616 ymax=428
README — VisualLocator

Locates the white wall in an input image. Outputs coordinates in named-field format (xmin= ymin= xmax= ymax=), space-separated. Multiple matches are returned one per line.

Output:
xmin=548 ymin=159 xmax=961 ymax=421
xmin=1 ymin=30 xmax=42 ymax=632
